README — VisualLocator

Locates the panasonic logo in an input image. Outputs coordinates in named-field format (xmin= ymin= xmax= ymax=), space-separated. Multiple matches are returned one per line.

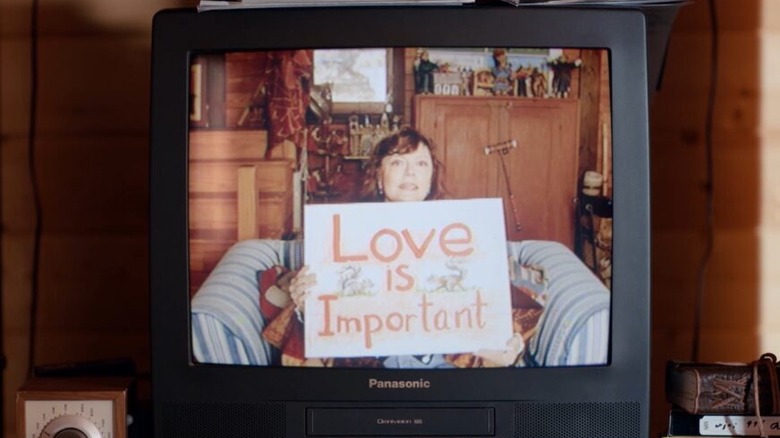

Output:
xmin=368 ymin=378 xmax=432 ymax=389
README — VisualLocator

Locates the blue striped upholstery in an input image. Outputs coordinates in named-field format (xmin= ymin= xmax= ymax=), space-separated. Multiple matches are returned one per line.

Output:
xmin=191 ymin=239 xmax=609 ymax=367
xmin=506 ymin=240 xmax=610 ymax=366
xmin=191 ymin=239 xmax=301 ymax=366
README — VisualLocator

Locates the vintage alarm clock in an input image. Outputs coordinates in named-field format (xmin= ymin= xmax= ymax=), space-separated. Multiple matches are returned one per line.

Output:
xmin=17 ymin=377 xmax=132 ymax=438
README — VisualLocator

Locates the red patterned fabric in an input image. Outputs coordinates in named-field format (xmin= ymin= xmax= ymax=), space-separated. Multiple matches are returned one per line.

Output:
xmin=264 ymin=50 xmax=313 ymax=157
xmin=258 ymin=266 xmax=306 ymax=365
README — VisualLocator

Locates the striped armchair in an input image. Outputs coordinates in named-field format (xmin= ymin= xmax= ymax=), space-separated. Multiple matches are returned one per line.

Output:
xmin=191 ymin=239 xmax=609 ymax=367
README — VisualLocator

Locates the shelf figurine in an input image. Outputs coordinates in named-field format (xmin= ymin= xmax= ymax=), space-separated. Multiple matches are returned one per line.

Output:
xmin=414 ymin=49 xmax=439 ymax=94
xmin=491 ymin=48 xmax=516 ymax=96
xmin=547 ymin=55 xmax=582 ymax=98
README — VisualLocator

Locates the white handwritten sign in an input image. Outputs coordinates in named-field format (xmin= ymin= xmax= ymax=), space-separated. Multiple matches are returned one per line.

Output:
xmin=303 ymin=198 xmax=513 ymax=358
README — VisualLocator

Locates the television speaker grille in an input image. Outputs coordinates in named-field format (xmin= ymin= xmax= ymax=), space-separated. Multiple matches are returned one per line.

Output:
xmin=514 ymin=401 xmax=641 ymax=438
xmin=160 ymin=402 xmax=286 ymax=438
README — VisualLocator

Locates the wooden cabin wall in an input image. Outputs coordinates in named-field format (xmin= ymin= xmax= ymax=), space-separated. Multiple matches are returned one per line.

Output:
xmin=761 ymin=0 xmax=780 ymax=356
xmin=648 ymin=0 xmax=780 ymax=436
xmin=2 ymin=1 xmax=779 ymax=438
xmin=0 ymin=0 xmax=197 ymax=436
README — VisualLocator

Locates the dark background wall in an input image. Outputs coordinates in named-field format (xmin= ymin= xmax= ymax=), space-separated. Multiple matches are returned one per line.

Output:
xmin=2 ymin=1 xmax=776 ymax=437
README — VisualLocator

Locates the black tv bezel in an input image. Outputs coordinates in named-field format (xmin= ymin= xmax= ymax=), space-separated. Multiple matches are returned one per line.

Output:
xmin=150 ymin=2 xmax=650 ymax=435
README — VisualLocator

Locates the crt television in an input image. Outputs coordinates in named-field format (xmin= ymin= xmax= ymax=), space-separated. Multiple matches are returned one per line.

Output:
xmin=150 ymin=4 xmax=651 ymax=438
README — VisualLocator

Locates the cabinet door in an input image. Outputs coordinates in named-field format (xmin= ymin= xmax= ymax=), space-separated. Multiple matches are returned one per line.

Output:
xmin=416 ymin=96 xmax=501 ymax=199
xmin=415 ymin=96 xmax=579 ymax=247
xmin=500 ymin=100 xmax=579 ymax=245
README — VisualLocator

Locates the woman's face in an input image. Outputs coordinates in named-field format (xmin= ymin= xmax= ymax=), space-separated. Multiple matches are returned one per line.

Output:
xmin=379 ymin=143 xmax=434 ymax=202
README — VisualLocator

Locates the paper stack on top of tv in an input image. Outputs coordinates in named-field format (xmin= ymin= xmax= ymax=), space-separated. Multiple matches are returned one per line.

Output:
xmin=197 ymin=0 xmax=687 ymax=10
xmin=198 ymin=0 xmax=474 ymax=11
xmin=507 ymin=0 xmax=688 ymax=4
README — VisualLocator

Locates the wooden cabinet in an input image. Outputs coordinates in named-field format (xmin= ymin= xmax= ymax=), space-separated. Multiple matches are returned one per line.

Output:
xmin=415 ymin=95 xmax=579 ymax=246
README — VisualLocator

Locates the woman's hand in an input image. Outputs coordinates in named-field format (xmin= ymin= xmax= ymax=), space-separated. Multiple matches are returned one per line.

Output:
xmin=475 ymin=333 xmax=525 ymax=367
xmin=289 ymin=266 xmax=317 ymax=314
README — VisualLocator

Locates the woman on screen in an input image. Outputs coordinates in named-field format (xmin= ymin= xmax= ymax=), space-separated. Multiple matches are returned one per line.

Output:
xmin=284 ymin=127 xmax=528 ymax=369
xmin=358 ymin=126 xmax=445 ymax=203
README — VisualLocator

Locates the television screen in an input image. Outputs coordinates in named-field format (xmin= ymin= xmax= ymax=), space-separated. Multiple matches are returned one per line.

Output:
xmin=188 ymin=45 xmax=613 ymax=369
xmin=151 ymin=5 xmax=651 ymax=438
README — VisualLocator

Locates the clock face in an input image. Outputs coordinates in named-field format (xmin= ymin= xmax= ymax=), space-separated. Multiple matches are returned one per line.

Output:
xmin=23 ymin=399 xmax=115 ymax=438
xmin=17 ymin=377 xmax=131 ymax=438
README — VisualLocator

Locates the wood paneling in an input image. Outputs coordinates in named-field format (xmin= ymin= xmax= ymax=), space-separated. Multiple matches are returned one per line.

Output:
xmin=188 ymin=130 xmax=293 ymax=293
xmin=189 ymin=129 xmax=268 ymax=160
xmin=32 ymin=37 xmax=152 ymax=135
xmin=1 ymin=0 xmax=197 ymax=436
xmin=648 ymin=1 xmax=768 ymax=438
xmin=3 ymin=2 xmax=780 ymax=438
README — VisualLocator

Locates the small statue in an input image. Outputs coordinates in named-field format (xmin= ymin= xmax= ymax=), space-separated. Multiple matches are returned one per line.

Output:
xmin=491 ymin=48 xmax=516 ymax=96
xmin=515 ymin=65 xmax=531 ymax=97
xmin=529 ymin=67 xmax=548 ymax=98
xmin=414 ymin=50 xmax=438 ymax=94
xmin=547 ymin=55 xmax=582 ymax=98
